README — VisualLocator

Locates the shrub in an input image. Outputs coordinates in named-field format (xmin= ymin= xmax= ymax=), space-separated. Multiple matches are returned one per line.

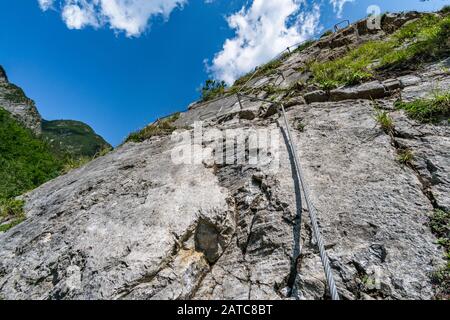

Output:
xmin=201 ymin=79 xmax=226 ymax=102
xmin=61 ymin=156 xmax=92 ymax=174
xmin=0 ymin=107 xmax=63 ymax=200
xmin=441 ymin=5 xmax=450 ymax=14
xmin=395 ymin=92 xmax=450 ymax=123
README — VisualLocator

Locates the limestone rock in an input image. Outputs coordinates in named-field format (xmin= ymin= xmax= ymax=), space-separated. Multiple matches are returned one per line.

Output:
xmin=0 ymin=11 xmax=448 ymax=301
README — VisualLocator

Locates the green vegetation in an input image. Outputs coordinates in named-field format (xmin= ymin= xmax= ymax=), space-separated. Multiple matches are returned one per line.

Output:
xmin=126 ymin=112 xmax=180 ymax=143
xmin=395 ymin=92 xmax=450 ymax=123
xmin=0 ymin=77 xmax=112 ymax=232
xmin=0 ymin=107 xmax=63 ymax=232
xmin=396 ymin=148 xmax=414 ymax=165
xmin=296 ymin=122 xmax=305 ymax=132
xmin=233 ymin=59 xmax=283 ymax=88
xmin=42 ymin=119 xmax=112 ymax=158
xmin=61 ymin=156 xmax=92 ymax=175
xmin=429 ymin=209 xmax=449 ymax=300
xmin=0 ymin=199 xmax=25 ymax=233
xmin=232 ymin=40 xmax=315 ymax=89
xmin=293 ymin=40 xmax=315 ymax=54
xmin=0 ymin=107 xmax=63 ymax=200
xmin=310 ymin=14 xmax=450 ymax=89
xmin=320 ymin=30 xmax=333 ymax=38
xmin=374 ymin=110 xmax=394 ymax=133
xmin=201 ymin=79 xmax=227 ymax=102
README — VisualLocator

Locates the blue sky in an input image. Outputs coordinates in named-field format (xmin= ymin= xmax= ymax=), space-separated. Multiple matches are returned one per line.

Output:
xmin=0 ymin=0 xmax=448 ymax=146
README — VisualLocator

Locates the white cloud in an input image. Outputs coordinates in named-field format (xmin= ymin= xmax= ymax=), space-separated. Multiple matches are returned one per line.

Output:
xmin=37 ymin=0 xmax=187 ymax=37
xmin=62 ymin=0 xmax=99 ymax=30
xmin=38 ymin=0 xmax=55 ymax=10
xmin=329 ymin=0 xmax=354 ymax=18
xmin=208 ymin=0 xmax=321 ymax=85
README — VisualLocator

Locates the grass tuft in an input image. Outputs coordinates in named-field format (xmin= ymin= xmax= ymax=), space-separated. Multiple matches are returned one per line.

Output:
xmin=233 ymin=59 xmax=283 ymax=88
xmin=126 ymin=112 xmax=180 ymax=143
xmin=429 ymin=209 xmax=449 ymax=300
xmin=374 ymin=110 xmax=394 ymax=133
xmin=395 ymin=91 xmax=450 ymax=123
xmin=0 ymin=199 xmax=25 ymax=233
xmin=396 ymin=148 xmax=414 ymax=165
xmin=61 ymin=156 xmax=92 ymax=174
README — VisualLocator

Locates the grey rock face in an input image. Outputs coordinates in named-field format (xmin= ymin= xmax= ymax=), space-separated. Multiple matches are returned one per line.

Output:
xmin=0 ymin=68 xmax=42 ymax=134
xmin=304 ymin=90 xmax=328 ymax=104
xmin=330 ymin=81 xmax=387 ymax=101
xmin=0 ymin=65 xmax=7 ymax=82
xmin=0 ymin=11 xmax=448 ymax=300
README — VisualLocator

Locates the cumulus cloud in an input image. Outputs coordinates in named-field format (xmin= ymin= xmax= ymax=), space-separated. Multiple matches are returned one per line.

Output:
xmin=62 ymin=0 xmax=100 ymax=30
xmin=38 ymin=0 xmax=55 ymax=10
xmin=329 ymin=0 xmax=354 ymax=18
xmin=208 ymin=0 xmax=321 ymax=85
xmin=37 ymin=0 xmax=187 ymax=37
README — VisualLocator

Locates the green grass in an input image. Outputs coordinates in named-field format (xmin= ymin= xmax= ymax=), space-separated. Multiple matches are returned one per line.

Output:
xmin=430 ymin=209 xmax=450 ymax=239
xmin=126 ymin=112 xmax=180 ymax=143
xmin=310 ymin=14 xmax=450 ymax=89
xmin=61 ymin=156 xmax=92 ymax=174
xmin=292 ymin=40 xmax=315 ymax=54
xmin=396 ymin=148 xmax=414 ymax=165
xmin=395 ymin=92 xmax=450 ymax=123
xmin=233 ymin=59 xmax=283 ymax=88
xmin=310 ymin=40 xmax=392 ymax=89
xmin=0 ymin=198 xmax=25 ymax=233
xmin=429 ymin=209 xmax=449 ymax=300
xmin=0 ymin=215 xmax=26 ymax=233
xmin=374 ymin=110 xmax=395 ymax=133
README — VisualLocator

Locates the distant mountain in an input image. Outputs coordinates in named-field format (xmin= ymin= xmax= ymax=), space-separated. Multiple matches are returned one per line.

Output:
xmin=0 ymin=65 xmax=111 ymax=230
xmin=0 ymin=65 xmax=110 ymax=158
xmin=42 ymin=120 xmax=111 ymax=158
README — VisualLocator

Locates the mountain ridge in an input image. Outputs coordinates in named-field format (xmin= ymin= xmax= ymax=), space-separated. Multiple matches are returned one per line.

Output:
xmin=0 ymin=66 xmax=111 ymax=157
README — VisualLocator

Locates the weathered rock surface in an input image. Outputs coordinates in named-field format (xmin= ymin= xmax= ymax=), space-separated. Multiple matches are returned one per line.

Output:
xmin=0 ymin=12 xmax=448 ymax=300
xmin=0 ymin=67 xmax=42 ymax=134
